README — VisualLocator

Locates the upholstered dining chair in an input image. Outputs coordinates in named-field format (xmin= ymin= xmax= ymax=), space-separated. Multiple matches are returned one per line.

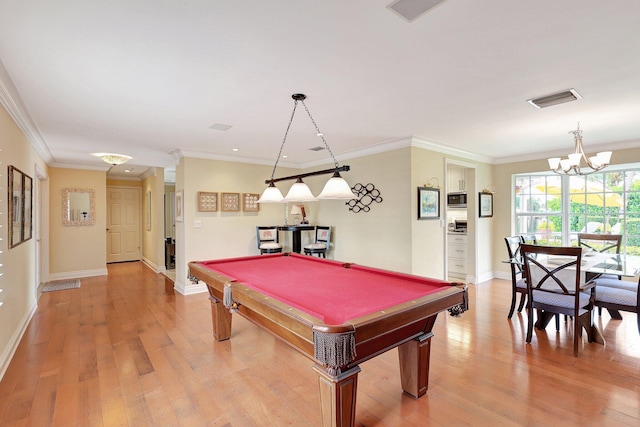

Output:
xmin=577 ymin=233 xmax=622 ymax=255
xmin=504 ymin=236 xmax=528 ymax=318
xmin=521 ymin=244 xmax=596 ymax=357
xmin=256 ymin=226 xmax=283 ymax=254
xmin=303 ymin=226 xmax=331 ymax=257
xmin=592 ymin=276 xmax=640 ymax=334
xmin=578 ymin=233 xmax=623 ymax=303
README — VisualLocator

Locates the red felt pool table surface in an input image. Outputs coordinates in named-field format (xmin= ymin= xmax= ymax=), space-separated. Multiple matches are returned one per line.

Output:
xmin=195 ymin=253 xmax=452 ymax=325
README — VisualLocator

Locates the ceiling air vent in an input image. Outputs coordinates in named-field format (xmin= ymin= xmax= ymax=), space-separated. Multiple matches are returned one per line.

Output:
xmin=309 ymin=146 xmax=326 ymax=152
xmin=527 ymin=89 xmax=582 ymax=109
xmin=209 ymin=123 xmax=233 ymax=131
xmin=387 ymin=0 xmax=448 ymax=23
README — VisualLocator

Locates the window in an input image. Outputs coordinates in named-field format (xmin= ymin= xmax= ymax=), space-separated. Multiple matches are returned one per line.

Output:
xmin=514 ymin=169 xmax=640 ymax=254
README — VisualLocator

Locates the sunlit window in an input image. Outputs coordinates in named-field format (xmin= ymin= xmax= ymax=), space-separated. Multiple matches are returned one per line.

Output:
xmin=514 ymin=169 xmax=640 ymax=254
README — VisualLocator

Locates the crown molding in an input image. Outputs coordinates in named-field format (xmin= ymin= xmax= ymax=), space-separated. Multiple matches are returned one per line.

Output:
xmin=0 ymin=60 xmax=53 ymax=163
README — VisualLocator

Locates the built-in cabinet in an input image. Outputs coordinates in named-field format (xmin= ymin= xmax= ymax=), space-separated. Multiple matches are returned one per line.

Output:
xmin=448 ymin=165 xmax=467 ymax=192
xmin=447 ymin=233 xmax=467 ymax=279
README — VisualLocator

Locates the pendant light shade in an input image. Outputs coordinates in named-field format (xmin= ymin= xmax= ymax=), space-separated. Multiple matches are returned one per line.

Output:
xmin=283 ymin=178 xmax=317 ymax=202
xmin=257 ymin=182 xmax=284 ymax=203
xmin=317 ymin=172 xmax=355 ymax=199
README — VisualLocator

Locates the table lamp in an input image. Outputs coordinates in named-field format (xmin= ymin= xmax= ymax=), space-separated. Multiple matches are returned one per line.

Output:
xmin=290 ymin=204 xmax=302 ymax=225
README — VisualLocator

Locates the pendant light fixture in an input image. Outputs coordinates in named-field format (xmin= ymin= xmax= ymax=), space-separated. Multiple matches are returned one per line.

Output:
xmin=257 ymin=94 xmax=353 ymax=203
xmin=547 ymin=123 xmax=612 ymax=175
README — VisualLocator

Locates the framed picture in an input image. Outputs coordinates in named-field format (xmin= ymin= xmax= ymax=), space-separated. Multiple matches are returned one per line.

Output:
xmin=175 ymin=190 xmax=184 ymax=222
xmin=8 ymin=165 xmax=33 ymax=248
xmin=197 ymin=191 xmax=218 ymax=212
xmin=243 ymin=193 xmax=260 ymax=212
xmin=417 ymin=186 xmax=440 ymax=220
xmin=479 ymin=192 xmax=493 ymax=218
xmin=146 ymin=191 xmax=152 ymax=231
xmin=221 ymin=192 xmax=240 ymax=212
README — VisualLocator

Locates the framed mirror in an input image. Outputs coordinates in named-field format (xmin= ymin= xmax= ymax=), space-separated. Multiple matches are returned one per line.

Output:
xmin=62 ymin=188 xmax=96 ymax=226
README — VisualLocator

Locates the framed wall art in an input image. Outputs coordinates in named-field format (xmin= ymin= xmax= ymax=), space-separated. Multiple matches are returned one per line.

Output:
xmin=8 ymin=165 xmax=33 ymax=248
xmin=221 ymin=192 xmax=240 ymax=212
xmin=243 ymin=193 xmax=260 ymax=212
xmin=479 ymin=192 xmax=493 ymax=218
xmin=175 ymin=190 xmax=184 ymax=222
xmin=417 ymin=186 xmax=440 ymax=220
xmin=197 ymin=191 xmax=218 ymax=212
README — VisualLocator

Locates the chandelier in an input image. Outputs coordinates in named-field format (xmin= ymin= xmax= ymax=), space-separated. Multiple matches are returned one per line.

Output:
xmin=258 ymin=94 xmax=354 ymax=203
xmin=547 ymin=123 xmax=612 ymax=176
xmin=93 ymin=152 xmax=132 ymax=167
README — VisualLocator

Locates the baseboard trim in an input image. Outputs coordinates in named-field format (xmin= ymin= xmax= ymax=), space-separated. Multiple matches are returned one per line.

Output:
xmin=173 ymin=279 xmax=207 ymax=295
xmin=0 ymin=301 xmax=37 ymax=382
xmin=48 ymin=268 xmax=108 ymax=281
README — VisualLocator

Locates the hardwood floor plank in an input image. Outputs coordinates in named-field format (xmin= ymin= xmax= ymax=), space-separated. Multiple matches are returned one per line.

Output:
xmin=1 ymin=262 xmax=640 ymax=426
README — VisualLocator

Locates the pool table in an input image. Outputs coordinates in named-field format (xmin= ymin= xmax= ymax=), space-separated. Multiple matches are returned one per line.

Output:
xmin=188 ymin=253 xmax=467 ymax=427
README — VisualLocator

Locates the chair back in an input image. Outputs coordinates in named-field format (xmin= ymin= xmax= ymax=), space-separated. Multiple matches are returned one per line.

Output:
xmin=521 ymin=234 xmax=537 ymax=245
xmin=520 ymin=244 xmax=584 ymax=309
xmin=314 ymin=226 xmax=331 ymax=250
xmin=256 ymin=226 xmax=279 ymax=246
xmin=504 ymin=236 xmax=525 ymax=276
xmin=577 ymin=233 xmax=621 ymax=254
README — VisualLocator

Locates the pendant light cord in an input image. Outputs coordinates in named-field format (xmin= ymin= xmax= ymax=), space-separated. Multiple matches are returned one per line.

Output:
xmin=268 ymin=100 xmax=300 ymax=181
xmin=300 ymin=100 xmax=340 ymax=169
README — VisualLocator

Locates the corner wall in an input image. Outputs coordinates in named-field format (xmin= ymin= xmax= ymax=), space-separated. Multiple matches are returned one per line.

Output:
xmin=49 ymin=167 xmax=107 ymax=279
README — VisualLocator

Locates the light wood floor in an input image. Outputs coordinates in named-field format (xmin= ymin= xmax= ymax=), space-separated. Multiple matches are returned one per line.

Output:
xmin=1 ymin=261 xmax=639 ymax=426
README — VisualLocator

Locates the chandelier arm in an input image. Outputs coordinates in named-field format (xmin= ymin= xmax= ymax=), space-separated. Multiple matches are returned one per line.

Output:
xmin=268 ymin=100 xmax=300 ymax=180
xmin=300 ymin=100 xmax=340 ymax=169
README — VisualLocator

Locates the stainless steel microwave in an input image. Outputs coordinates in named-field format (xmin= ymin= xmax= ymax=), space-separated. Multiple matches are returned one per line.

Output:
xmin=447 ymin=192 xmax=467 ymax=208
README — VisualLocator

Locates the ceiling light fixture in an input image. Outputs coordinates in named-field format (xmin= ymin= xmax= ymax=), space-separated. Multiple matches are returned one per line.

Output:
xmin=258 ymin=94 xmax=353 ymax=203
xmin=93 ymin=152 xmax=132 ymax=167
xmin=547 ymin=123 xmax=612 ymax=175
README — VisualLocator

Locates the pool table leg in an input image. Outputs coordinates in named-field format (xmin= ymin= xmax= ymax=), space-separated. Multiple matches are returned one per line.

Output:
xmin=209 ymin=296 xmax=232 ymax=341
xmin=313 ymin=364 xmax=361 ymax=427
xmin=398 ymin=331 xmax=434 ymax=398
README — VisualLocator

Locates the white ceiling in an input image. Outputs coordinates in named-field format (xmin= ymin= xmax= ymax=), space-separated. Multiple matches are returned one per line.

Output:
xmin=1 ymin=0 xmax=639 ymax=180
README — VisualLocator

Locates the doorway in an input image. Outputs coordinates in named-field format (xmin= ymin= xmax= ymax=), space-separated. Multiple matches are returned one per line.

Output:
xmin=106 ymin=186 xmax=141 ymax=263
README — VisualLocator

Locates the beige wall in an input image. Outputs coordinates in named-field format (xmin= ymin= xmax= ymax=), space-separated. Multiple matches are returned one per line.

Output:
xmin=313 ymin=148 xmax=414 ymax=273
xmin=49 ymin=167 xmax=107 ymax=278
xmin=0 ymin=104 xmax=48 ymax=378
xmin=174 ymin=157 xmax=299 ymax=293
xmin=142 ymin=169 xmax=165 ymax=271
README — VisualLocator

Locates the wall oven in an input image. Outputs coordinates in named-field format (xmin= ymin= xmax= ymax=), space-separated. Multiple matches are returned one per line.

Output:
xmin=447 ymin=192 xmax=467 ymax=208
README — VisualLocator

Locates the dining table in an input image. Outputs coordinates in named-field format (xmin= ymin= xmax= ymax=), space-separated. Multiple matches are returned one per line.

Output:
xmin=505 ymin=250 xmax=640 ymax=345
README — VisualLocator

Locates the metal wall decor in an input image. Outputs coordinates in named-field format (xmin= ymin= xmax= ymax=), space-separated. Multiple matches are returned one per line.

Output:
xmin=346 ymin=183 xmax=382 ymax=213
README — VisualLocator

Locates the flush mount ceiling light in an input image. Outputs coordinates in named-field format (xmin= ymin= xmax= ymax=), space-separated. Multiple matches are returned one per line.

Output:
xmin=527 ymin=89 xmax=582 ymax=109
xmin=547 ymin=123 xmax=612 ymax=175
xmin=92 ymin=152 xmax=132 ymax=167
xmin=258 ymin=94 xmax=354 ymax=203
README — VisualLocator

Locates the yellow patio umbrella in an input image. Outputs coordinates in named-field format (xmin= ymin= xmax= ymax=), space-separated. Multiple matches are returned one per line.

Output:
xmin=534 ymin=179 xmax=623 ymax=207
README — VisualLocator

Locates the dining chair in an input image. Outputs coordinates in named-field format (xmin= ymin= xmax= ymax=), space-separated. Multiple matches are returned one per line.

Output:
xmin=303 ymin=226 xmax=331 ymax=257
xmin=521 ymin=244 xmax=596 ymax=357
xmin=504 ymin=236 xmax=528 ymax=318
xmin=592 ymin=276 xmax=640 ymax=334
xmin=578 ymin=233 xmax=623 ymax=312
xmin=256 ymin=226 xmax=283 ymax=254
xmin=577 ymin=233 xmax=622 ymax=256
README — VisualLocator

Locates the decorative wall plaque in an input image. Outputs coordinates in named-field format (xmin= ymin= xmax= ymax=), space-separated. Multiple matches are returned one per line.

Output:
xmin=197 ymin=192 xmax=218 ymax=212
xmin=243 ymin=193 xmax=260 ymax=212
xmin=221 ymin=192 xmax=240 ymax=212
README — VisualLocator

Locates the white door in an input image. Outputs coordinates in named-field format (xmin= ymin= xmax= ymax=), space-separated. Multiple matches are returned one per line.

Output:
xmin=107 ymin=187 xmax=141 ymax=263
